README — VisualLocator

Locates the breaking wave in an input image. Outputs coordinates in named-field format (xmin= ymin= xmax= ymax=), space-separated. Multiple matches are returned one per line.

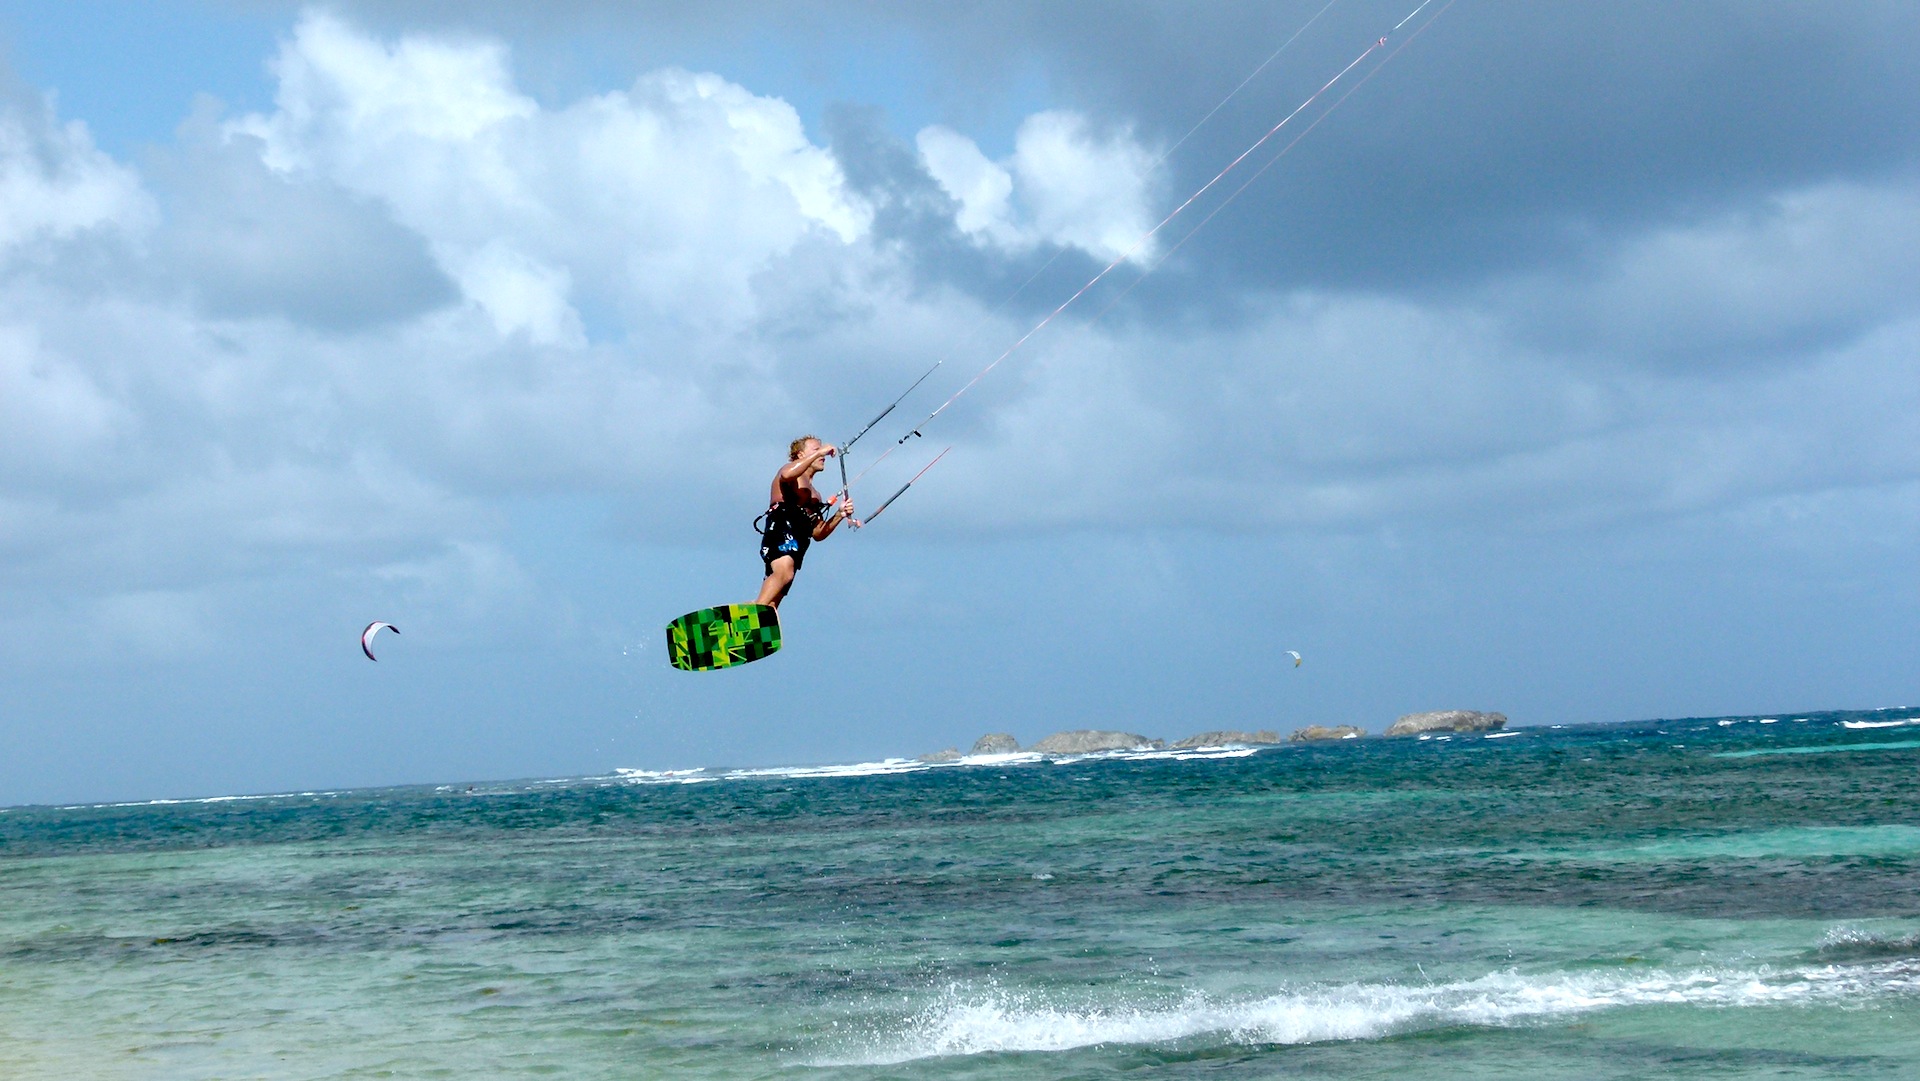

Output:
xmin=615 ymin=745 xmax=1276 ymax=785
xmin=818 ymin=960 xmax=1920 ymax=1064
xmin=1813 ymin=927 xmax=1920 ymax=963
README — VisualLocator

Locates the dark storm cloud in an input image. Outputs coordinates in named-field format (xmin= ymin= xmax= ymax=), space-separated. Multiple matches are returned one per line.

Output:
xmin=817 ymin=103 xmax=970 ymax=273
xmin=862 ymin=3 xmax=1920 ymax=313
xmin=324 ymin=2 xmax=1920 ymax=279
xmin=1493 ymin=179 xmax=1920 ymax=370
xmin=898 ymin=3 xmax=1920 ymax=259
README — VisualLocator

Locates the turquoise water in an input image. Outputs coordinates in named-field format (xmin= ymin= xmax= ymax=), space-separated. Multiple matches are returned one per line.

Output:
xmin=5 ymin=709 xmax=1920 ymax=1079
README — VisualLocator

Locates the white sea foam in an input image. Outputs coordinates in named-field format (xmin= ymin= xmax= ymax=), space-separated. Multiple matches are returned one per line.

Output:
xmin=1051 ymin=746 xmax=1264 ymax=764
xmin=1484 ymin=732 xmax=1521 ymax=739
xmin=1817 ymin=926 xmax=1920 ymax=954
xmin=68 ymin=791 xmax=332 ymax=810
xmin=1165 ymin=747 xmax=1265 ymax=760
xmin=958 ymin=752 xmax=1047 ymax=767
xmin=619 ymin=747 xmax=1273 ymax=786
xmin=820 ymin=960 xmax=1920 ymax=1065
xmin=724 ymin=758 xmax=934 ymax=780
xmin=613 ymin=768 xmax=714 ymax=785
xmin=1843 ymin=720 xmax=1915 ymax=730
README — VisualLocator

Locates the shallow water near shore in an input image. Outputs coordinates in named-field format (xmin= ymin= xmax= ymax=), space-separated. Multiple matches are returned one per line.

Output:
xmin=6 ymin=708 xmax=1920 ymax=1079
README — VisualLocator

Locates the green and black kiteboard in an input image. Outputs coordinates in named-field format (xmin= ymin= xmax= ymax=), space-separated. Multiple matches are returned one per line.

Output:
xmin=666 ymin=603 xmax=781 ymax=671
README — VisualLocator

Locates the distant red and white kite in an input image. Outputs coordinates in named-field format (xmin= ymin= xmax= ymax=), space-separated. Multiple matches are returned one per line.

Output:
xmin=361 ymin=621 xmax=400 ymax=661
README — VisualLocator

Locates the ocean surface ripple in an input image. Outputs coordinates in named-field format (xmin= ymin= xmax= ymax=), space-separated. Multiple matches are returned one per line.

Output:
xmin=4 ymin=708 xmax=1920 ymax=1079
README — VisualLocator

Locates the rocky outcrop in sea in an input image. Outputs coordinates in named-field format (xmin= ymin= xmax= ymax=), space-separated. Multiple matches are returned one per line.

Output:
xmin=923 ymin=727 xmax=1304 ymax=761
xmin=1384 ymin=710 xmax=1507 ymax=737
xmin=1291 ymin=725 xmax=1365 ymax=742
xmin=1026 ymin=730 xmax=1162 ymax=754
xmin=1169 ymin=730 xmax=1281 ymax=749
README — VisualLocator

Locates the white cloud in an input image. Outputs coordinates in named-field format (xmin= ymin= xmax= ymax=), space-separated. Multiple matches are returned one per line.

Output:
xmin=156 ymin=111 xmax=455 ymax=330
xmin=365 ymin=538 xmax=541 ymax=640
xmin=88 ymin=589 xmax=216 ymax=660
xmin=0 ymin=7 xmax=1915 ymax=651
xmin=918 ymin=111 xmax=1159 ymax=262
xmin=0 ymin=12 xmax=892 ymax=607
xmin=0 ymin=95 xmax=150 ymax=256
xmin=447 ymin=240 xmax=583 ymax=345
xmin=0 ymin=321 xmax=126 ymax=488
xmin=916 ymin=125 xmax=1019 ymax=244
xmin=240 ymin=11 xmax=537 ymax=167
xmin=1503 ymin=180 xmax=1920 ymax=368
xmin=1010 ymin=111 xmax=1159 ymax=261
xmin=885 ymin=272 xmax=1920 ymax=538
xmin=228 ymin=12 xmax=872 ymax=342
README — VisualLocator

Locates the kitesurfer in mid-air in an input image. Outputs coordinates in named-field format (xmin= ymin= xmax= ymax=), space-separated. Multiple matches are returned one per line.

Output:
xmin=755 ymin=435 xmax=857 ymax=610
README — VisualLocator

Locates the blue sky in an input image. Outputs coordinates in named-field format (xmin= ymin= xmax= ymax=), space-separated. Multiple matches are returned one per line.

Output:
xmin=2 ymin=1 xmax=1916 ymax=805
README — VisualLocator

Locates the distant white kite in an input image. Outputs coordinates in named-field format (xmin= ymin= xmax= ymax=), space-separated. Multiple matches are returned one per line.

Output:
xmin=362 ymin=621 xmax=400 ymax=661
xmin=1286 ymin=650 xmax=1302 ymax=667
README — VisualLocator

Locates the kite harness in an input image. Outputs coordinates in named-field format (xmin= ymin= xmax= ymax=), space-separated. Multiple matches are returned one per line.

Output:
xmin=754 ymin=480 xmax=831 ymax=572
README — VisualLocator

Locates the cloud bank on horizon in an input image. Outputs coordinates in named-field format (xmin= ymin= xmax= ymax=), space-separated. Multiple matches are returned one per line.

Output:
xmin=1 ymin=1 xmax=1916 ymax=799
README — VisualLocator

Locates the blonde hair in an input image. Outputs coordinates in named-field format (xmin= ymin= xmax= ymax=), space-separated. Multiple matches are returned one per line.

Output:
xmin=788 ymin=434 xmax=819 ymax=460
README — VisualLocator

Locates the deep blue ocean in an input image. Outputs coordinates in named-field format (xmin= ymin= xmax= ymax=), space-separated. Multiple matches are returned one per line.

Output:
xmin=6 ymin=709 xmax=1920 ymax=1079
